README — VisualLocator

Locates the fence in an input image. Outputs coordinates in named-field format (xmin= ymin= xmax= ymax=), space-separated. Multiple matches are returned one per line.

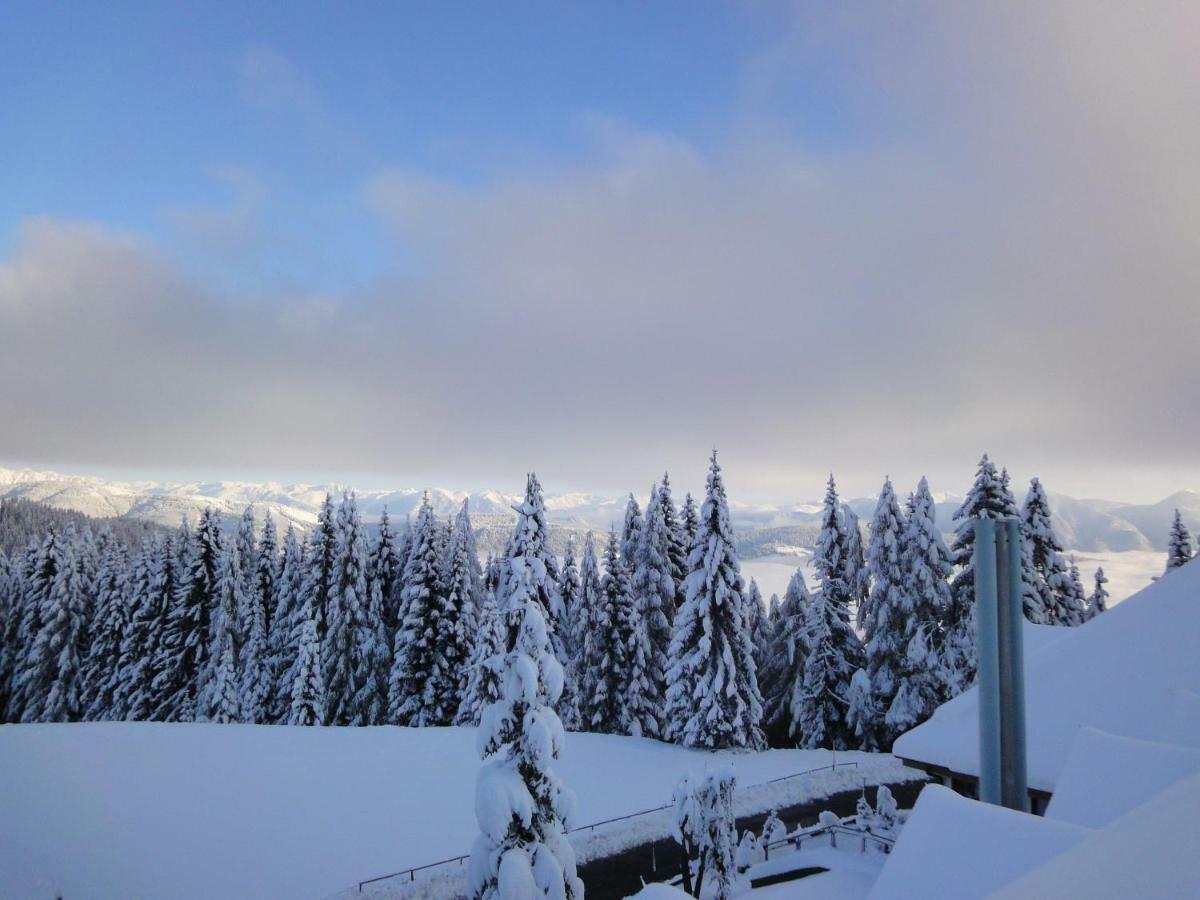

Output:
xmin=356 ymin=760 xmax=861 ymax=893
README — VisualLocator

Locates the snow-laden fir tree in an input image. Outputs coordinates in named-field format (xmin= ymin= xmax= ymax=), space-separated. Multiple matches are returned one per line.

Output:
xmin=663 ymin=451 xmax=764 ymax=750
xmin=81 ymin=537 xmax=129 ymax=720
xmin=440 ymin=500 xmax=482 ymax=722
xmin=886 ymin=477 xmax=953 ymax=733
xmin=1167 ymin=509 xmax=1194 ymax=572
xmin=7 ymin=531 xmax=58 ymax=722
xmin=860 ymin=478 xmax=908 ymax=750
xmin=370 ymin=508 xmax=406 ymax=648
xmin=585 ymin=528 xmax=639 ymax=734
xmin=455 ymin=582 xmax=503 ymax=727
xmin=761 ymin=568 xmax=811 ymax=746
xmin=235 ymin=511 xmax=272 ymax=724
xmin=234 ymin=506 xmax=257 ymax=606
xmin=695 ymin=767 xmax=737 ymax=900
xmin=767 ymin=592 xmax=780 ymax=629
xmin=200 ymin=538 xmax=242 ymax=724
xmin=287 ymin=565 xmax=326 ymax=727
xmin=1063 ymin=557 xmax=1088 ymax=626
xmin=155 ymin=509 xmax=222 ymax=721
xmin=254 ymin=513 xmax=279 ymax=631
xmin=20 ymin=526 xmax=91 ymax=723
xmin=659 ymin=473 xmax=689 ymax=610
xmin=620 ymin=494 xmax=642 ymax=574
xmin=946 ymin=456 xmax=1012 ymax=690
xmin=681 ymin=492 xmax=699 ymax=554
xmin=389 ymin=494 xmax=448 ymax=725
xmin=112 ymin=537 xmax=160 ymax=720
xmin=136 ymin=526 xmax=186 ymax=720
xmin=631 ymin=483 xmax=676 ymax=734
xmin=301 ymin=495 xmax=338 ymax=644
xmin=795 ymin=476 xmax=863 ymax=750
xmin=268 ymin=526 xmax=305 ymax=722
xmin=844 ymin=668 xmax=880 ymax=753
xmin=556 ymin=535 xmax=583 ymax=730
xmin=467 ymin=473 xmax=582 ymax=900
xmin=327 ymin=493 xmax=380 ymax=726
xmin=1020 ymin=478 xmax=1073 ymax=625
xmin=570 ymin=530 xmax=602 ymax=717
xmin=745 ymin=578 xmax=770 ymax=674
xmin=844 ymin=506 xmax=870 ymax=624
xmin=1087 ymin=567 xmax=1109 ymax=619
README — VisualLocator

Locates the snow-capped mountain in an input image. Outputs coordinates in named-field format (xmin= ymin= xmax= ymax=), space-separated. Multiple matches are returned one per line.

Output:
xmin=0 ymin=465 xmax=1195 ymax=555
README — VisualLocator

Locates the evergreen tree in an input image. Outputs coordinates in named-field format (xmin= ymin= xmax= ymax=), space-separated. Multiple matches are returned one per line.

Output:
xmin=302 ymin=494 xmax=338 ymax=644
xmin=389 ymin=495 xmax=446 ymax=725
xmin=663 ymin=452 xmax=764 ymax=750
xmin=745 ymin=578 xmax=770 ymax=673
xmin=620 ymin=494 xmax=643 ymax=576
xmin=138 ymin=527 xmax=187 ymax=720
xmin=200 ymin=539 xmax=242 ymax=724
xmin=1063 ymin=557 xmax=1089 ymax=626
xmin=235 ymin=506 xmax=258 ymax=605
xmin=1020 ymin=478 xmax=1072 ymax=624
xmin=254 ymin=513 xmax=279 ymax=636
xmin=794 ymin=476 xmax=863 ymax=749
xmin=287 ymin=572 xmax=326 ymax=727
xmin=887 ymin=477 xmax=952 ymax=734
xmin=631 ymin=484 xmax=675 ymax=735
xmin=844 ymin=668 xmax=880 ymax=752
xmin=113 ymin=537 xmax=160 ymax=720
xmin=370 ymin=508 xmax=406 ymax=648
xmin=438 ymin=500 xmax=481 ymax=723
xmin=268 ymin=526 xmax=305 ymax=722
xmin=860 ymin=478 xmax=907 ymax=750
xmin=659 ymin=473 xmax=689 ymax=610
xmin=681 ymin=492 xmax=699 ymax=554
xmin=571 ymin=531 xmax=602 ymax=722
xmin=1166 ymin=509 xmax=1195 ymax=572
xmin=946 ymin=456 xmax=1010 ymax=692
xmin=154 ymin=509 xmax=222 ymax=721
xmin=327 ymin=493 xmax=375 ymax=726
xmin=844 ymin=506 xmax=869 ymax=625
xmin=467 ymin=473 xmax=582 ymax=900
xmin=455 ymin=582 xmax=503 ymax=727
xmin=1087 ymin=567 xmax=1109 ymax=619
xmin=585 ymin=529 xmax=642 ymax=734
xmin=761 ymin=568 xmax=811 ymax=746
xmin=81 ymin=537 xmax=129 ymax=720
xmin=557 ymin=535 xmax=583 ymax=730
xmin=21 ymin=526 xmax=91 ymax=722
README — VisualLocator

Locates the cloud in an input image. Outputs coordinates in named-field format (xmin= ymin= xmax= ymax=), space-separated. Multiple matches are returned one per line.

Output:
xmin=2 ymin=3 xmax=1198 ymax=501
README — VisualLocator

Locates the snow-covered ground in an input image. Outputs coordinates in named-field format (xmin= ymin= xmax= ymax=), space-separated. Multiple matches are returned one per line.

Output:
xmin=0 ymin=723 xmax=916 ymax=900
xmin=742 ymin=549 xmax=1163 ymax=607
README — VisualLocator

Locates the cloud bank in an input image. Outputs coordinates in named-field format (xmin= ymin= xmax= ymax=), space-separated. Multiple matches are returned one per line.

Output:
xmin=2 ymin=3 xmax=1197 ymax=501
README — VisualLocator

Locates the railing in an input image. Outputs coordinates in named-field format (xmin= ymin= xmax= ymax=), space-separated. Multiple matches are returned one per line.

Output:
xmin=355 ymin=760 xmax=863 ymax=893
xmin=763 ymin=818 xmax=896 ymax=860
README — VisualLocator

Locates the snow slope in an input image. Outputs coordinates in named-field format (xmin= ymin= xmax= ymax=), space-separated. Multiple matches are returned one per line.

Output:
xmin=0 ymin=723 xmax=910 ymax=900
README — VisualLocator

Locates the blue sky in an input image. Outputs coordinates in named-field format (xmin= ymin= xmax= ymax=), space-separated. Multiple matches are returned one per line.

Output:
xmin=0 ymin=2 xmax=1196 ymax=502
xmin=2 ymin=2 xmax=856 ymax=291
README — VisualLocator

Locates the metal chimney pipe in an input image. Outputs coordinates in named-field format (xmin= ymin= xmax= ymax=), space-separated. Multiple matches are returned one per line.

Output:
xmin=973 ymin=518 xmax=1002 ymax=806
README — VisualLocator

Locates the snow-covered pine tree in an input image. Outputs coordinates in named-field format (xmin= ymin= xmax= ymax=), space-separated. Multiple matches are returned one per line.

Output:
xmin=845 ymin=668 xmax=880 ymax=753
xmin=301 ymin=494 xmax=338 ymax=645
xmin=254 ymin=513 xmax=279 ymax=635
xmin=80 ymin=537 xmax=128 ymax=720
xmin=1167 ymin=509 xmax=1195 ymax=572
xmin=1087 ymin=567 xmax=1109 ymax=619
xmin=1063 ymin=557 xmax=1088 ymax=626
xmin=946 ymin=456 xmax=1010 ymax=692
xmin=455 ymin=581 xmax=503 ymax=727
xmin=631 ymin=483 xmax=675 ymax=736
xmin=200 ymin=538 xmax=242 ymax=724
xmin=467 ymin=473 xmax=582 ymax=900
xmin=268 ymin=525 xmax=305 ymax=722
xmin=155 ymin=508 xmax=222 ymax=721
xmin=681 ymin=492 xmax=699 ymax=554
xmin=844 ymin=506 xmax=869 ymax=625
xmin=439 ymin=500 xmax=482 ymax=723
xmin=659 ymin=473 xmax=689 ymax=611
xmin=620 ymin=493 xmax=642 ymax=574
xmin=1020 ymin=478 xmax=1072 ymax=625
xmin=761 ymin=568 xmax=811 ymax=746
xmin=585 ymin=528 xmax=636 ymax=734
xmin=745 ymin=578 xmax=770 ymax=674
xmin=235 ymin=511 xmax=271 ymax=724
xmin=794 ymin=475 xmax=863 ymax=750
xmin=112 ymin=537 xmax=159 ymax=720
xmin=370 ymin=508 xmax=405 ymax=649
xmin=558 ymin=535 xmax=581 ymax=665
xmin=326 ymin=493 xmax=376 ymax=726
xmin=768 ymin=592 xmax=780 ymax=629
xmin=287 ymin=567 xmax=326 ymax=727
xmin=570 ymin=530 xmax=602 ymax=721
xmin=663 ymin=452 xmax=764 ymax=750
xmin=886 ymin=477 xmax=953 ymax=733
xmin=139 ymin=526 xmax=187 ymax=720
xmin=860 ymin=478 xmax=908 ymax=750
xmin=389 ymin=494 xmax=446 ymax=725
xmin=694 ymin=767 xmax=737 ymax=900
xmin=20 ymin=526 xmax=91 ymax=722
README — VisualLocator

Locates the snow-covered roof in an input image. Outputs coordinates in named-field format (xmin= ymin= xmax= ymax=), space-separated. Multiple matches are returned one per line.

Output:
xmin=1045 ymin=727 xmax=1200 ymax=828
xmin=868 ymin=785 xmax=1088 ymax=899
xmin=991 ymin=771 xmax=1200 ymax=899
xmin=893 ymin=561 xmax=1200 ymax=791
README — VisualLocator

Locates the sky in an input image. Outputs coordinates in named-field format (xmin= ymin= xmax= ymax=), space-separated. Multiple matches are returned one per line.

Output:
xmin=1 ymin=1 xmax=1197 ymax=504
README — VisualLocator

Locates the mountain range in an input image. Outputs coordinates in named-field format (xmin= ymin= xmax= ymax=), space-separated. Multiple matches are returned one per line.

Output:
xmin=1 ymin=465 xmax=1195 ymax=558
